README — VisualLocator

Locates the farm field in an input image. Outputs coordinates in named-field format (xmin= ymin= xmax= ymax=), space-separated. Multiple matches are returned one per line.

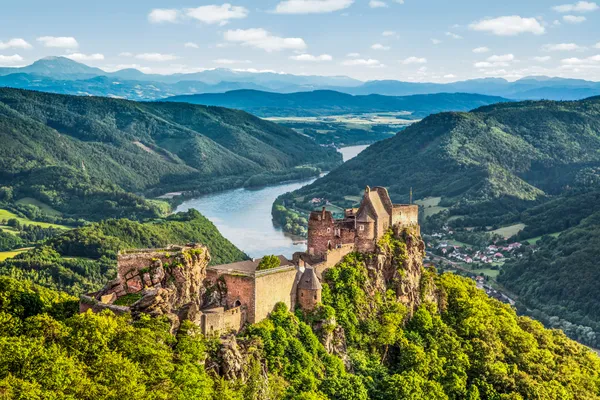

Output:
xmin=0 ymin=208 xmax=71 ymax=231
xmin=415 ymin=197 xmax=448 ymax=218
xmin=527 ymin=231 xmax=562 ymax=245
xmin=491 ymin=223 xmax=526 ymax=238
xmin=15 ymin=197 xmax=62 ymax=216
xmin=0 ymin=248 xmax=29 ymax=261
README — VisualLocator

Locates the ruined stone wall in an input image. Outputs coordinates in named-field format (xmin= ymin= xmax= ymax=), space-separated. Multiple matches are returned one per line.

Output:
xmin=205 ymin=270 xmax=256 ymax=322
xmin=116 ymin=250 xmax=173 ymax=294
xmin=314 ymin=244 xmax=355 ymax=278
xmin=392 ymin=205 xmax=419 ymax=227
xmin=308 ymin=210 xmax=335 ymax=257
xmin=201 ymin=306 xmax=246 ymax=335
xmin=254 ymin=266 xmax=299 ymax=323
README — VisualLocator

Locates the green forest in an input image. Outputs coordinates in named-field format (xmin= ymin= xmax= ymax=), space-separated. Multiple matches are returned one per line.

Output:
xmin=1 ymin=231 xmax=599 ymax=399
xmin=0 ymin=210 xmax=247 ymax=296
xmin=0 ymin=88 xmax=341 ymax=222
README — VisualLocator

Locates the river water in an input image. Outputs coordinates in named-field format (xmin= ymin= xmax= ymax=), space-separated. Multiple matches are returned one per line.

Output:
xmin=175 ymin=145 xmax=368 ymax=258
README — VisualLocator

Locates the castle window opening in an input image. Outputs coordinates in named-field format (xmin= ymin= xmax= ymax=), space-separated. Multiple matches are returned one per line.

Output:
xmin=327 ymin=227 xmax=331 ymax=233
xmin=234 ymin=300 xmax=241 ymax=307
xmin=359 ymin=225 xmax=365 ymax=231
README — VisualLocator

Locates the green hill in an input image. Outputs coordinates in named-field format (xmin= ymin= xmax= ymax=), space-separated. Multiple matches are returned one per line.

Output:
xmin=165 ymin=89 xmax=510 ymax=118
xmin=0 ymin=88 xmax=341 ymax=221
xmin=0 ymin=209 xmax=248 ymax=295
xmin=0 ymin=230 xmax=599 ymax=399
xmin=287 ymin=97 xmax=600 ymax=221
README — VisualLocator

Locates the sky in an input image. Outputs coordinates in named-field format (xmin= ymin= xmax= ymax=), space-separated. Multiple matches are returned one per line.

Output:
xmin=1 ymin=0 xmax=600 ymax=82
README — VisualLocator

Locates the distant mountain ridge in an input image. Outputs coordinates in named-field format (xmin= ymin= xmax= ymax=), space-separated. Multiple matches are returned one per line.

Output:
xmin=164 ymin=89 xmax=510 ymax=117
xmin=0 ymin=57 xmax=599 ymax=101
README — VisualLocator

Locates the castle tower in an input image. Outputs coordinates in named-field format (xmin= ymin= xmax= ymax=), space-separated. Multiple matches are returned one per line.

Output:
xmin=307 ymin=207 xmax=335 ymax=258
xmin=297 ymin=267 xmax=322 ymax=311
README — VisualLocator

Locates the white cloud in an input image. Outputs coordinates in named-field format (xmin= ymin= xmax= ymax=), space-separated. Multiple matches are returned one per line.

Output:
xmin=37 ymin=36 xmax=79 ymax=49
xmin=596 ymin=42 xmax=600 ymax=48
xmin=273 ymin=0 xmax=354 ymax=14
xmin=369 ymin=0 xmax=388 ymax=7
xmin=469 ymin=16 xmax=545 ymax=36
xmin=487 ymin=54 xmax=515 ymax=62
xmin=402 ymin=56 xmax=427 ymax=64
xmin=148 ymin=9 xmax=179 ymax=23
xmin=543 ymin=43 xmax=584 ymax=51
xmin=563 ymin=15 xmax=587 ymax=22
xmin=65 ymin=53 xmax=105 ymax=61
xmin=382 ymin=30 xmax=396 ymax=36
xmin=223 ymin=28 xmax=307 ymax=52
xmin=135 ymin=53 xmax=178 ymax=62
xmin=346 ymin=52 xmax=360 ymax=57
xmin=561 ymin=55 xmax=600 ymax=65
xmin=0 ymin=54 xmax=24 ymax=65
xmin=552 ymin=1 xmax=598 ymax=13
xmin=445 ymin=32 xmax=462 ymax=39
xmin=341 ymin=58 xmax=384 ymax=67
xmin=0 ymin=38 xmax=32 ymax=50
xmin=185 ymin=4 xmax=249 ymax=26
xmin=371 ymin=43 xmax=390 ymax=50
xmin=444 ymin=74 xmax=457 ymax=78
xmin=476 ymin=54 xmax=516 ymax=68
xmin=473 ymin=47 xmax=490 ymax=53
xmin=533 ymin=56 xmax=552 ymax=62
xmin=431 ymin=39 xmax=442 ymax=45
xmin=213 ymin=59 xmax=252 ymax=64
xmin=184 ymin=42 xmax=199 ymax=49
xmin=119 ymin=52 xmax=133 ymax=57
xmin=289 ymin=53 xmax=333 ymax=61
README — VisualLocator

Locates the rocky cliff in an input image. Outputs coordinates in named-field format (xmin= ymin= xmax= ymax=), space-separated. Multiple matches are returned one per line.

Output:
xmin=81 ymin=245 xmax=210 ymax=331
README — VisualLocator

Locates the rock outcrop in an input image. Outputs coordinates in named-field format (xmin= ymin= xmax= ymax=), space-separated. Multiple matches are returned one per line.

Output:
xmin=81 ymin=245 xmax=210 ymax=331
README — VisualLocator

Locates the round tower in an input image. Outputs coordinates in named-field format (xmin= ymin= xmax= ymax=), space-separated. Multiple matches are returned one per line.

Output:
xmin=297 ymin=267 xmax=322 ymax=311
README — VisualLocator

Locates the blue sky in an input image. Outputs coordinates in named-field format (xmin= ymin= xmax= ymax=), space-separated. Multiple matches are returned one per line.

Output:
xmin=1 ymin=0 xmax=600 ymax=82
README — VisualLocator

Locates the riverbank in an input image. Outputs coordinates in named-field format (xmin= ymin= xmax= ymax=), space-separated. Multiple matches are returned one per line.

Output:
xmin=174 ymin=145 xmax=368 ymax=258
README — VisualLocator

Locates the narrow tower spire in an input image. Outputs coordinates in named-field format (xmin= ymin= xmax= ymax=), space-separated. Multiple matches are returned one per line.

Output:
xmin=409 ymin=187 xmax=413 ymax=204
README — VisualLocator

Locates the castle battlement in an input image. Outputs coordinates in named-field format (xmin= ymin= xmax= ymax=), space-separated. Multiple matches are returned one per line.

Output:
xmin=307 ymin=186 xmax=419 ymax=259
xmin=80 ymin=186 xmax=420 ymax=337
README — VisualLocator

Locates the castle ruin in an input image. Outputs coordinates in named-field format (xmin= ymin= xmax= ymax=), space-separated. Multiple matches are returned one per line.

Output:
xmin=80 ymin=186 xmax=419 ymax=335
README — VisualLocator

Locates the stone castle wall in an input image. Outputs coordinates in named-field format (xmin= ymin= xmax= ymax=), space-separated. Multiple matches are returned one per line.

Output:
xmin=313 ymin=244 xmax=355 ymax=278
xmin=201 ymin=306 xmax=246 ymax=335
xmin=205 ymin=269 xmax=255 ymax=321
xmin=254 ymin=266 xmax=299 ymax=323
xmin=392 ymin=205 xmax=419 ymax=227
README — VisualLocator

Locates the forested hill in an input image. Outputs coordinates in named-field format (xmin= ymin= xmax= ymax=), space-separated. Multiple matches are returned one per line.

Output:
xmin=0 ymin=88 xmax=341 ymax=220
xmin=291 ymin=96 xmax=600 ymax=210
xmin=165 ymin=89 xmax=509 ymax=117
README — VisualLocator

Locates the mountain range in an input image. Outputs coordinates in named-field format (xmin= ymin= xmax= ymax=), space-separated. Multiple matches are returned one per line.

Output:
xmin=1 ymin=57 xmax=599 ymax=101
xmin=164 ymin=90 xmax=509 ymax=117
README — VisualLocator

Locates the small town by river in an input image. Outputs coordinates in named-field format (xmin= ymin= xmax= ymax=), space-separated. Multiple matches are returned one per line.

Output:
xmin=175 ymin=145 xmax=368 ymax=258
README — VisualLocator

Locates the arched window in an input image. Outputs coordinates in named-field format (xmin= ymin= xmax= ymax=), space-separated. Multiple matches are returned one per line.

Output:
xmin=234 ymin=300 xmax=242 ymax=307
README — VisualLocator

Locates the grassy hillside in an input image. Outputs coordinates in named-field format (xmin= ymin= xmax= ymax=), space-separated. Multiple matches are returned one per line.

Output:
xmin=165 ymin=89 xmax=509 ymax=117
xmin=0 ymin=209 xmax=247 ymax=295
xmin=0 ymin=88 xmax=341 ymax=221
xmin=287 ymin=97 xmax=600 ymax=220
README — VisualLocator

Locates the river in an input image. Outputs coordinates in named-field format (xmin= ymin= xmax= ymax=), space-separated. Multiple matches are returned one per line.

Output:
xmin=175 ymin=145 xmax=368 ymax=259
